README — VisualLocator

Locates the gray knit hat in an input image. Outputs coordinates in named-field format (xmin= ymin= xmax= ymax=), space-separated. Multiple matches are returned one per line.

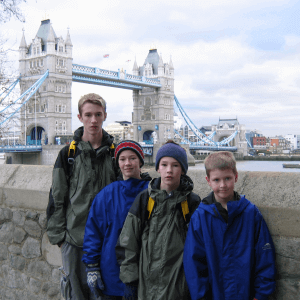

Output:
xmin=155 ymin=142 xmax=188 ymax=174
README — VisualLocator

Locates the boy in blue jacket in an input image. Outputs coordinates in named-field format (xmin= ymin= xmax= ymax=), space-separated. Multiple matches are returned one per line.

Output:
xmin=183 ymin=151 xmax=276 ymax=300
xmin=82 ymin=140 xmax=151 ymax=300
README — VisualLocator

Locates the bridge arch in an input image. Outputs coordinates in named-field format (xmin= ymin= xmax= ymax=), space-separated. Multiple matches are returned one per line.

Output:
xmin=218 ymin=135 xmax=236 ymax=147
xmin=27 ymin=125 xmax=46 ymax=145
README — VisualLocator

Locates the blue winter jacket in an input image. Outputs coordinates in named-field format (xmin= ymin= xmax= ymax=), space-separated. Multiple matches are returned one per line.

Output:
xmin=82 ymin=175 xmax=150 ymax=296
xmin=183 ymin=192 xmax=276 ymax=300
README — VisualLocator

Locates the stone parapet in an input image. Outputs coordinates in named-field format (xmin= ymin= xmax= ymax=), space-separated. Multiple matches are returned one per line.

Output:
xmin=0 ymin=165 xmax=299 ymax=299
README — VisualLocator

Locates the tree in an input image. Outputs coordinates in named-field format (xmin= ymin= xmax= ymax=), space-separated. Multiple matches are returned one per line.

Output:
xmin=0 ymin=0 xmax=26 ymax=23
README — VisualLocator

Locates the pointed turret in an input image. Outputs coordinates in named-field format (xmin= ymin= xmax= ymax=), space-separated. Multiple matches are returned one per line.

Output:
xmin=133 ymin=57 xmax=139 ymax=76
xmin=158 ymin=53 xmax=164 ymax=76
xmin=19 ymin=29 xmax=27 ymax=74
xmin=65 ymin=28 xmax=72 ymax=46
xmin=169 ymin=55 xmax=174 ymax=69
xmin=65 ymin=28 xmax=73 ymax=56
xmin=19 ymin=29 xmax=27 ymax=49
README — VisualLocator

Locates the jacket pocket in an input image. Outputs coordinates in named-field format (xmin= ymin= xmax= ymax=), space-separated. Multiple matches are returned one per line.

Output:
xmin=59 ymin=266 xmax=71 ymax=299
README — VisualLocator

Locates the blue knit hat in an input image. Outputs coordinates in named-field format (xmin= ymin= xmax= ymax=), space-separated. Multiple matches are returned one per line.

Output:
xmin=155 ymin=142 xmax=188 ymax=174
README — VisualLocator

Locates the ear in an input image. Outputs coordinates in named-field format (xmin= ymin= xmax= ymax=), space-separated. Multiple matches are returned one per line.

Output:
xmin=78 ymin=114 xmax=82 ymax=123
xmin=235 ymin=172 xmax=238 ymax=183
xmin=104 ymin=112 xmax=107 ymax=121
xmin=206 ymin=176 xmax=212 ymax=187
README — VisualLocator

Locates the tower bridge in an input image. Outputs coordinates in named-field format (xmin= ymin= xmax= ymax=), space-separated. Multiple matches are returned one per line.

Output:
xmin=0 ymin=18 xmax=248 ymax=162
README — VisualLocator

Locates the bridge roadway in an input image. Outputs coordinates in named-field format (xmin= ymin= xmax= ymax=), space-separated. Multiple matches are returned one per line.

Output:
xmin=72 ymin=64 xmax=162 ymax=90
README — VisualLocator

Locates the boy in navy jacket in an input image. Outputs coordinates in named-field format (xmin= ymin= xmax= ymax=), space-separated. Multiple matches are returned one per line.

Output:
xmin=183 ymin=151 xmax=276 ymax=300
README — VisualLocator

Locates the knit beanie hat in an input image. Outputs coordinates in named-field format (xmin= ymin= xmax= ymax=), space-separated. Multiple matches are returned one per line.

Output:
xmin=115 ymin=140 xmax=144 ymax=167
xmin=155 ymin=142 xmax=188 ymax=174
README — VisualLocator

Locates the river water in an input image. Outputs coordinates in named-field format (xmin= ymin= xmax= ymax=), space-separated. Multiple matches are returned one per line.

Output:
xmin=190 ymin=160 xmax=300 ymax=172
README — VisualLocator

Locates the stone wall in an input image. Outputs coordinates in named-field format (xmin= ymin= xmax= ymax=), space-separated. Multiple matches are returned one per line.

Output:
xmin=0 ymin=164 xmax=299 ymax=299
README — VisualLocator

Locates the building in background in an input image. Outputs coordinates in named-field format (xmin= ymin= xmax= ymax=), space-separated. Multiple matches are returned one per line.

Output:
xmin=104 ymin=121 xmax=133 ymax=144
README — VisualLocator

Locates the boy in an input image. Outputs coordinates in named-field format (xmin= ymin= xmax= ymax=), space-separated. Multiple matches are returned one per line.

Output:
xmin=116 ymin=140 xmax=201 ymax=300
xmin=82 ymin=140 xmax=151 ymax=300
xmin=183 ymin=151 xmax=276 ymax=300
xmin=47 ymin=93 xmax=117 ymax=300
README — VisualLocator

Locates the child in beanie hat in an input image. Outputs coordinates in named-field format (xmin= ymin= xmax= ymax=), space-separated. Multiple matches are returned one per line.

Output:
xmin=83 ymin=140 xmax=151 ymax=299
xmin=115 ymin=140 xmax=144 ymax=167
xmin=155 ymin=140 xmax=188 ymax=174
xmin=117 ymin=140 xmax=200 ymax=300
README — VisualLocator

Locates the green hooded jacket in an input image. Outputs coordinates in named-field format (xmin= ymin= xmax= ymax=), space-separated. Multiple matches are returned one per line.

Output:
xmin=47 ymin=127 xmax=116 ymax=247
xmin=116 ymin=175 xmax=201 ymax=300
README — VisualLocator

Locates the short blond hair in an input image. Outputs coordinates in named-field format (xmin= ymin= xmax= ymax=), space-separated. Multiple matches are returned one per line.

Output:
xmin=78 ymin=93 xmax=106 ymax=115
xmin=204 ymin=151 xmax=237 ymax=177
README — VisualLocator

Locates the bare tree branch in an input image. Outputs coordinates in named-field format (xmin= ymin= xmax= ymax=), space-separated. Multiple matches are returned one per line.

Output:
xmin=0 ymin=0 xmax=26 ymax=23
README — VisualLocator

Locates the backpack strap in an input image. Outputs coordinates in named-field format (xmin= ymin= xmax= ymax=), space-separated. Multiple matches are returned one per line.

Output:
xmin=68 ymin=140 xmax=77 ymax=164
xmin=147 ymin=197 xmax=155 ymax=219
xmin=147 ymin=196 xmax=191 ymax=224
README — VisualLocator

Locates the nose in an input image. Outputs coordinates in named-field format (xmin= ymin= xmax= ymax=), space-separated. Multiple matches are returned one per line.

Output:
xmin=220 ymin=180 xmax=226 ymax=187
xmin=125 ymin=158 xmax=131 ymax=165
xmin=91 ymin=115 xmax=97 ymax=123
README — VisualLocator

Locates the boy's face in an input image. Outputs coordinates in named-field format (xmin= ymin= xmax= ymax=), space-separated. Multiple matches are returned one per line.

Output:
xmin=118 ymin=150 xmax=141 ymax=181
xmin=157 ymin=156 xmax=184 ymax=193
xmin=206 ymin=168 xmax=238 ymax=204
xmin=78 ymin=102 xmax=107 ymax=136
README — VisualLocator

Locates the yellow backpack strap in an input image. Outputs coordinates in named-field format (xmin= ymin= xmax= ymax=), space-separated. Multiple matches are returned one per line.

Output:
xmin=68 ymin=140 xmax=76 ymax=157
xmin=147 ymin=197 xmax=155 ymax=219
xmin=110 ymin=143 xmax=115 ymax=150
xmin=68 ymin=140 xmax=77 ymax=164
xmin=181 ymin=199 xmax=189 ymax=222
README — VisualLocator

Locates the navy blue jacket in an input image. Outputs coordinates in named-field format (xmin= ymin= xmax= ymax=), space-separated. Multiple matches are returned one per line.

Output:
xmin=82 ymin=175 xmax=150 ymax=296
xmin=183 ymin=192 xmax=276 ymax=300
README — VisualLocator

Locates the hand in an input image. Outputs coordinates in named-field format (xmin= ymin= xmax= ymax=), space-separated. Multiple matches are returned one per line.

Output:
xmin=86 ymin=264 xmax=104 ymax=299
xmin=123 ymin=284 xmax=138 ymax=300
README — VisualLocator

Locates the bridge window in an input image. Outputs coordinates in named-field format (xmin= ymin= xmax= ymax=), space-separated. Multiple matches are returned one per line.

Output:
xmin=33 ymin=47 xmax=36 ymax=55
xmin=30 ymin=61 xmax=32 ymax=68
xmin=139 ymin=100 xmax=142 ymax=105
xmin=59 ymin=105 xmax=62 ymax=113
xmin=152 ymin=114 xmax=155 ymax=120
xmin=141 ymin=115 xmax=144 ymax=121
xmin=37 ymin=47 xmax=40 ymax=54
xmin=59 ymin=46 xmax=64 ymax=52
xmin=40 ymin=59 xmax=43 ymax=66
xmin=164 ymin=114 xmax=170 ymax=120
xmin=62 ymin=105 xmax=66 ymax=113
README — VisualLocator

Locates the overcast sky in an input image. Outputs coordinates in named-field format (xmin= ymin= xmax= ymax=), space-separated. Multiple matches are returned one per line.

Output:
xmin=3 ymin=0 xmax=300 ymax=137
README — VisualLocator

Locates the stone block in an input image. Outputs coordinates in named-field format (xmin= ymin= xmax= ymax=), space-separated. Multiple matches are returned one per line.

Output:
xmin=42 ymin=281 xmax=61 ymax=298
xmin=27 ymin=260 xmax=51 ymax=280
xmin=7 ymin=269 xmax=24 ymax=289
xmin=0 ymin=222 xmax=14 ymax=243
xmin=29 ymin=277 xmax=42 ymax=294
xmin=8 ymin=245 xmax=21 ymax=255
xmin=24 ymin=220 xmax=42 ymax=238
xmin=0 ymin=243 xmax=8 ymax=261
xmin=42 ymin=233 xmax=62 ymax=267
xmin=26 ymin=211 xmax=38 ymax=220
xmin=39 ymin=212 xmax=47 ymax=229
xmin=12 ymin=211 xmax=25 ymax=226
xmin=51 ymin=268 xmax=61 ymax=284
xmin=13 ymin=227 xmax=26 ymax=244
xmin=22 ymin=237 xmax=41 ymax=258
xmin=9 ymin=254 xmax=26 ymax=271
xmin=273 ymin=236 xmax=300 ymax=261
xmin=271 ymin=279 xmax=300 ymax=300
xmin=0 ymin=208 xmax=13 ymax=223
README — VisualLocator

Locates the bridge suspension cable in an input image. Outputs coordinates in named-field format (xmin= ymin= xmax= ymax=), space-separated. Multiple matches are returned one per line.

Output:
xmin=0 ymin=76 xmax=21 ymax=105
xmin=0 ymin=70 xmax=49 ymax=127
xmin=174 ymin=95 xmax=238 ymax=148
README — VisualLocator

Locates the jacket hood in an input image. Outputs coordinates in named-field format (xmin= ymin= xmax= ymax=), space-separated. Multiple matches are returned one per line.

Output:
xmin=117 ymin=172 xmax=152 ymax=182
xmin=148 ymin=174 xmax=194 ymax=198
xmin=200 ymin=192 xmax=250 ymax=220
xmin=119 ymin=176 xmax=150 ymax=198
xmin=73 ymin=126 xmax=114 ymax=147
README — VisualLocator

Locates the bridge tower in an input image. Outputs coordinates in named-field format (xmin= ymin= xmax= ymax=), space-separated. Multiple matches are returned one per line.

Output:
xmin=19 ymin=19 xmax=73 ymax=145
xmin=132 ymin=49 xmax=174 ymax=145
